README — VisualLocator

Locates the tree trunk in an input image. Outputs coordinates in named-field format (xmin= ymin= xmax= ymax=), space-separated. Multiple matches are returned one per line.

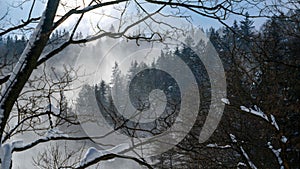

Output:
xmin=0 ymin=0 xmax=59 ymax=142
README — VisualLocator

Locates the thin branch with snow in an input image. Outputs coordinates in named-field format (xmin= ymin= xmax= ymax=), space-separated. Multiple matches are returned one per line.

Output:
xmin=229 ymin=133 xmax=257 ymax=169
xmin=268 ymin=142 xmax=284 ymax=169
xmin=77 ymin=146 xmax=153 ymax=169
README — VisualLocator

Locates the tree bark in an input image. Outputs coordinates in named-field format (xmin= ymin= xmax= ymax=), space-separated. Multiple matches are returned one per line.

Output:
xmin=0 ymin=0 xmax=60 ymax=141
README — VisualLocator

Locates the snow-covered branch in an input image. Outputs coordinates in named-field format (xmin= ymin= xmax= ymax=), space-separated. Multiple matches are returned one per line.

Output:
xmin=240 ymin=105 xmax=269 ymax=122
xmin=12 ymin=129 xmax=92 ymax=153
xmin=268 ymin=142 xmax=284 ymax=169
xmin=0 ymin=0 xmax=60 ymax=142
xmin=206 ymin=143 xmax=231 ymax=149
xmin=240 ymin=105 xmax=281 ymax=131
xmin=0 ymin=141 xmax=24 ymax=169
xmin=238 ymin=104 xmax=289 ymax=168
xmin=0 ymin=1 xmax=60 ymax=168
xmin=77 ymin=144 xmax=152 ymax=169
xmin=229 ymin=134 xmax=258 ymax=169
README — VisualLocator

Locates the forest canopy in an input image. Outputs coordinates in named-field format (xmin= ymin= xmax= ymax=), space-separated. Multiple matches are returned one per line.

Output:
xmin=0 ymin=0 xmax=299 ymax=169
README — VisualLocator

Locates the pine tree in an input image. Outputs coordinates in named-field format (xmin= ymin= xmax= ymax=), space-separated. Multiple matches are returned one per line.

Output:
xmin=110 ymin=62 xmax=126 ymax=109
xmin=209 ymin=27 xmax=221 ymax=51
xmin=76 ymin=84 xmax=99 ymax=115
xmin=7 ymin=36 xmax=12 ymax=46
xmin=98 ymin=80 xmax=108 ymax=101
xmin=127 ymin=61 xmax=139 ymax=82
xmin=110 ymin=62 xmax=122 ymax=88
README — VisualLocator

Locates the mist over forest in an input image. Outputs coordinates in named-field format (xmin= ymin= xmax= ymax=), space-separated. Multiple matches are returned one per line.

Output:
xmin=0 ymin=1 xmax=299 ymax=169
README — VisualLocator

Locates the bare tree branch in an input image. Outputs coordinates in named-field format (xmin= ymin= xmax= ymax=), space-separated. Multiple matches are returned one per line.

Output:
xmin=0 ymin=17 xmax=40 ymax=36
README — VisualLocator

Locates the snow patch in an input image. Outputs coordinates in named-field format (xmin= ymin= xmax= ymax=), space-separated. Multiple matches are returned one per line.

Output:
xmin=0 ymin=143 xmax=12 ymax=169
xmin=80 ymin=147 xmax=102 ymax=165
xmin=229 ymin=134 xmax=237 ymax=143
xmin=270 ymin=114 xmax=279 ymax=131
xmin=267 ymin=142 xmax=283 ymax=167
xmin=45 ymin=128 xmax=68 ymax=138
xmin=229 ymin=134 xmax=257 ymax=169
xmin=237 ymin=162 xmax=247 ymax=167
xmin=240 ymin=146 xmax=257 ymax=169
xmin=79 ymin=143 xmax=130 ymax=167
xmin=44 ymin=104 xmax=60 ymax=115
xmin=240 ymin=106 xmax=281 ymax=131
xmin=0 ymin=109 xmax=3 ymax=130
xmin=206 ymin=143 xmax=231 ymax=149
xmin=108 ymin=143 xmax=130 ymax=153
xmin=281 ymin=136 xmax=288 ymax=143
xmin=11 ymin=140 xmax=24 ymax=149
xmin=240 ymin=105 xmax=269 ymax=121
xmin=0 ymin=140 xmax=23 ymax=169
xmin=221 ymin=98 xmax=230 ymax=105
